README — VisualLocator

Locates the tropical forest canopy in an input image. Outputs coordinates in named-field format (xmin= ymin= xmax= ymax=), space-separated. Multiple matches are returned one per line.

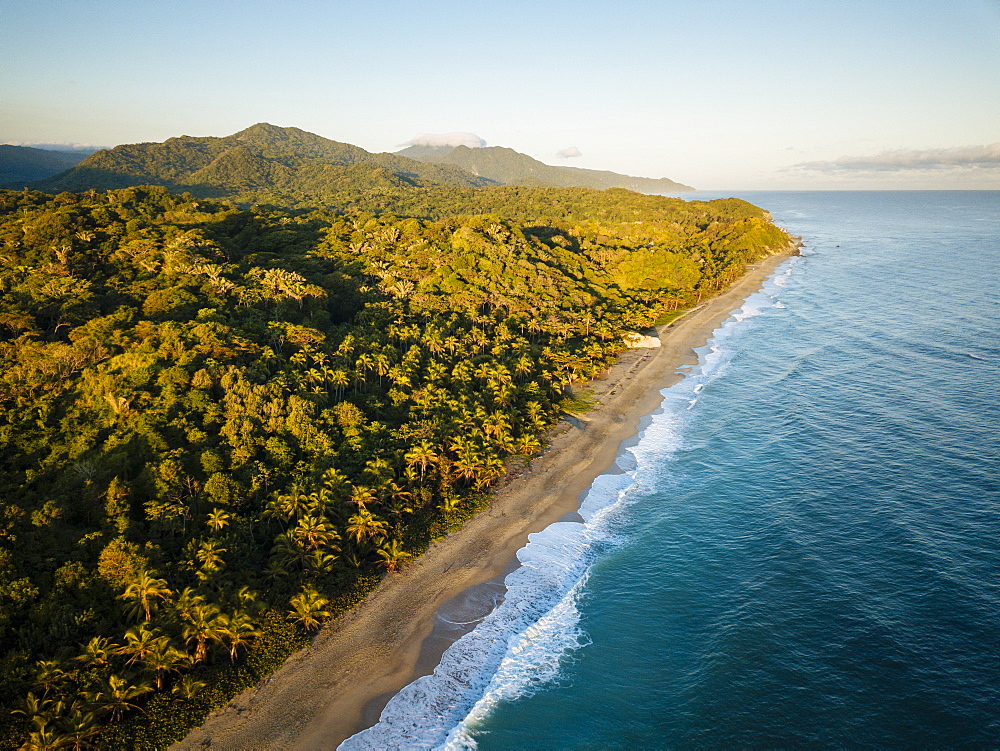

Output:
xmin=0 ymin=126 xmax=790 ymax=749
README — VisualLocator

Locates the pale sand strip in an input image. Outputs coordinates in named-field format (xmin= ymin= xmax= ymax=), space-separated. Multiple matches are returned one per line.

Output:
xmin=178 ymin=246 xmax=797 ymax=750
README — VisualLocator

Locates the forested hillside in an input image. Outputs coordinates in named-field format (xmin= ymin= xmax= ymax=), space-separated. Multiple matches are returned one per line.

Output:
xmin=395 ymin=144 xmax=695 ymax=193
xmin=0 ymin=184 xmax=789 ymax=747
xmin=34 ymin=124 xmax=496 ymax=196
xmin=0 ymin=147 xmax=91 ymax=189
xmin=33 ymin=125 xmax=694 ymax=199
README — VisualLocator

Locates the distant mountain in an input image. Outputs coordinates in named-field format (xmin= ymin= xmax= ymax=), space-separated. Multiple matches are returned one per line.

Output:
xmin=30 ymin=124 xmax=693 ymax=198
xmin=34 ymin=124 xmax=496 ymax=195
xmin=0 ymin=145 xmax=91 ymax=188
xmin=395 ymin=144 xmax=695 ymax=193
xmin=394 ymin=144 xmax=458 ymax=161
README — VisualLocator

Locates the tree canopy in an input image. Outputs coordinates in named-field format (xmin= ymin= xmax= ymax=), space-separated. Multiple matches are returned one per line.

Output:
xmin=0 ymin=182 xmax=790 ymax=747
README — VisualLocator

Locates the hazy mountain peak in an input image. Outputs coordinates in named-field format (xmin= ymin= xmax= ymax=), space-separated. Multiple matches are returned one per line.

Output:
xmin=396 ymin=142 xmax=694 ymax=193
xmin=403 ymin=132 xmax=486 ymax=148
xmin=0 ymin=144 xmax=91 ymax=188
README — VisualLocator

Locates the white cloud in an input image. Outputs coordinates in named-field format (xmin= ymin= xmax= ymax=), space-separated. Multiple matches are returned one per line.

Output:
xmin=402 ymin=132 xmax=485 ymax=148
xmin=792 ymin=142 xmax=1000 ymax=172
xmin=557 ymin=146 xmax=582 ymax=158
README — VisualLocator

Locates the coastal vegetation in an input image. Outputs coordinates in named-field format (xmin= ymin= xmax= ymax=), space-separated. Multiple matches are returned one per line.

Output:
xmin=0 ymin=148 xmax=789 ymax=748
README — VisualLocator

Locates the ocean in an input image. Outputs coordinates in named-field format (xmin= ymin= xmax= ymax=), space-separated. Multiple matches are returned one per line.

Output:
xmin=342 ymin=191 xmax=1000 ymax=749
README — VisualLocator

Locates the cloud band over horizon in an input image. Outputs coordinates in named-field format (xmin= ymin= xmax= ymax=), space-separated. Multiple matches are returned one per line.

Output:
xmin=793 ymin=143 xmax=1000 ymax=173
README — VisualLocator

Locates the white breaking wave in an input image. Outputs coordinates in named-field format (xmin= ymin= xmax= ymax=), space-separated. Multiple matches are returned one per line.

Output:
xmin=340 ymin=478 xmax=632 ymax=750
xmin=339 ymin=258 xmax=800 ymax=750
xmin=439 ymin=575 xmax=593 ymax=750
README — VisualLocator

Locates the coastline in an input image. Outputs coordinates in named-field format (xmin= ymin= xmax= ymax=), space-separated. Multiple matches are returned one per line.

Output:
xmin=177 ymin=245 xmax=798 ymax=750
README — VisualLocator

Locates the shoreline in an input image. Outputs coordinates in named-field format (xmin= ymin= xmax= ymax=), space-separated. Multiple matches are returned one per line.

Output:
xmin=177 ymin=245 xmax=798 ymax=750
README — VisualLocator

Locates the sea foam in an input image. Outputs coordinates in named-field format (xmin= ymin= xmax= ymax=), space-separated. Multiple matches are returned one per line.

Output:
xmin=339 ymin=259 xmax=798 ymax=750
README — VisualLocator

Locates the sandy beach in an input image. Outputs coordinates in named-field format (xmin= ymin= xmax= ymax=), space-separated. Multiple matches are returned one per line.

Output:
xmin=177 ymin=245 xmax=797 ymax=750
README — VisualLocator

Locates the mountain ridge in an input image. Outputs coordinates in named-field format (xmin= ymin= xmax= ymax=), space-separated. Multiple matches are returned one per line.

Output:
xmin=0 ymin=145 xmax=92 ymax=187
xmin=32 ymin=124 xmax=694 ymax=197
xmin=395 ymin=143 xmax=695 ymax=193
xmin=33 ymin=124 xmax=496 ymax=195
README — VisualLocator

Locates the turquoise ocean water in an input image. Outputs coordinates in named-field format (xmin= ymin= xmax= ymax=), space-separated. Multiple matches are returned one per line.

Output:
xmin=343 ymin=191 xmax=1000 ymax=749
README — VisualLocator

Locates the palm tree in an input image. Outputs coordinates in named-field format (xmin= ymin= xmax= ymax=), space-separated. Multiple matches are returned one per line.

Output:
xmin=14 ymin=692 xmax=57 ymax=734
xmin=383 ymin=482 xmax=413 ymax=520
xmin=424 ymin=326 xmax=445 ymax=355
xmin=335 ymin=333 xmax=357 ymax=359
xmin=483 ymin=413 xmax=512 ymax=440
xmin=404 ymin=440 xmax=438 ymax=482
xmin=205 ymin=508 xmax=231 ymax=533
xmin=345 ymin=510 xmax=388 ymax=547
xmin=288 ymin=585 xmax=331 ymax=632
xmin=513 ymin=434 xmax=542 ymax=458
xmin=22 ymin=726 xmax=68 ymax=750
xmin=438 ymin=494 xmax=462 ymax=514
xmin=450 ymin=436 xmax=483 ymax=486
xmin=363 ymin=457 xmax=395 ymax=485
xmin=514 ymin=354 xmax=534 ymax=380
xmin=85 ymin=674 xmax=152 ymax=722
xmin=120 ymin=569 xmax=172 ymax=622
xmin=492 ymin=363 xmax=513 ymax=386
xmin=181 ymin=603 xmax=227 ymax=663
xmin=424 ymin=361 xmax=448 ymax=383
xmin=317 ymin=474 xmax=351 ymax=523
xmin=116 ymin=623 xmax=166 ymax=668
xmin=355 ymin=353 xmax=375 ymax=390
xmin=195 ymin=539 xmax=227 ymax=578
xmin=376 ymin=539 xmax=412 ymax=573
xmin=56 ymin=704 xmax=99 ymax=751
xmin=388 ymin=364 xmax=412 ymax=389
xmin=218 ymin=611 xmax=260 ymax=663
xmin=307 ymin=549 xmax=339 ymax=574
xmin=305 ymin=367 xmax=324 ymax=387
xmin=76 ymin=636 xmax=116 ymax=669
xmin=271 ymin=531 xmax=308 ymax=572
xmin=292 ymin=513 xmax=340 ymax=554
xmin=33 ymin=660 xmax=69 ymax=697
xmin=350 ymin=485 xmax=376 ymax=511
xmin=264 ymin=484 xmax=311 ymax=526
xmin=172 ymin=587 xmax=207 ymax=623
xmin=171 ymin=675 xmax=206 ymax=700
xmin=141 ymin=638 xmax=188 ymax=691
xmin=373 ymin=352 xmax=391 ymax=385
xmin=503 ymin=380 xmax=524 ymax=406
xmin=234 ymin=585 xmax=263 ymax=615
xmin=328 ymin=368 xmax=349 ymax=399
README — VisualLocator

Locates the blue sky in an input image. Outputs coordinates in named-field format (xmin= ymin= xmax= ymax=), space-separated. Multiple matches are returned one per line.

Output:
xmin=2 ymin=0 xmax=998 ymax=189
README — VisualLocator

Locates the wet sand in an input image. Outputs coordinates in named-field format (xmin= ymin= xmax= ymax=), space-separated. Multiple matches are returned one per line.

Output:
xmin=177 ymin=246 xmax=798 ymax=750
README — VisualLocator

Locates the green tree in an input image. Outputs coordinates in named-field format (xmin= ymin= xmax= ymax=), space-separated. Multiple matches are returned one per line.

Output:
xmin=120 ymin=570 xmax=172 ymax=623
xmin=288 ymin=585 xmax=331 ymax=632
xmin=376 ymin=538 xmax=412 ymax=573
xmin=84 ymin=674 xmax=152 ymax=722
xmin=180 ymin=603 xmax=227 ymax=663
xmin=345 ymin=510 xmax=388 ymax=547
